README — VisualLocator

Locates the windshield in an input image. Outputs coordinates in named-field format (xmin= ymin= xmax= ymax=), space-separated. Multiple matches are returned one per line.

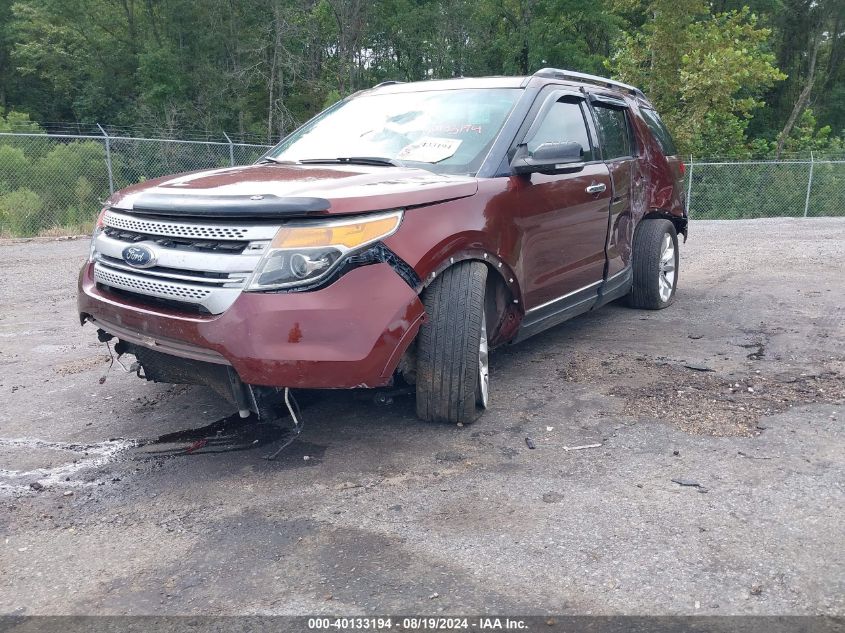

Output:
xmin=266 ymin=88 xmax=521 ymax=175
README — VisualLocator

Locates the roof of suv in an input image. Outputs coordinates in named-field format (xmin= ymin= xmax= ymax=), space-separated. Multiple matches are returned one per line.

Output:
xmin=365 ymin=68 xmax=650 ymax=106
xmin=367 ymin=76 xmax=528 ymax=94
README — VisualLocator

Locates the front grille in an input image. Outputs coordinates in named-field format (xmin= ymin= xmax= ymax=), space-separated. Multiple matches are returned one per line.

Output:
xmin=103 ymin=227 xmax=248 ymax=253
xmin=97 ymin=255 xmax=246 ymax=285
xmin=95 ymin=266 xmax=213 ymax=302
xmin=102 ymin=287 xmax=212 ymax=315
xmin=94 ymin=210 xmax=280 ymax=314
xmin=104 ymin=210 xmax=250 ymax=240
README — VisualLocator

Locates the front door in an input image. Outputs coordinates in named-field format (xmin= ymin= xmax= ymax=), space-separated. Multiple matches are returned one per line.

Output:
xmin=505 ymin=94 xmax=612 ymax=311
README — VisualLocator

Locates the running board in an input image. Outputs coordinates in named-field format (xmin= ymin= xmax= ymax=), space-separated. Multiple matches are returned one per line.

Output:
xmin=513 ymin=267 xmax=632 ymax=343
xmin=596 ymin=267 xmax=633 ymax=308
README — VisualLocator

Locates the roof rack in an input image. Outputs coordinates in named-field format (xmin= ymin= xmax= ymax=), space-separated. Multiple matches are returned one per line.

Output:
xmin=533 ymin=68 xmax=645 ymax=98
xmin=371 ymin=80 xmax=404 ymax=89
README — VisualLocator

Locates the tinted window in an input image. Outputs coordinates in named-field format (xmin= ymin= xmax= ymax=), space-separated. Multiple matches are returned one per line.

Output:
xmin=593 ymin=104 xmax=632 ymax=160
xmin=527 ymin=100 xmax=593 ymax=161
xmin=641 ymin=108 xmax=678 ymax=155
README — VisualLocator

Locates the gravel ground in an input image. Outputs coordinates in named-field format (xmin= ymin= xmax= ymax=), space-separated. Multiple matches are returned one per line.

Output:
xmin=0 ymin=218 xmax=843 ymax=615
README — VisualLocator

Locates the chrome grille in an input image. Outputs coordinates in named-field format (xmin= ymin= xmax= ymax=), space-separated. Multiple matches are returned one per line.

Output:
xmin=94 ymin=266 xmax=213 ymax=302
xmin=102 ymin=226 xmax=248 ymax=252
xmin=97 ymin=255 xmax=248 ymax=286
xmin=94 ymin=210 xmax=280 ymax=314
xmin=103 ymin=210 xmax=278 ymax=241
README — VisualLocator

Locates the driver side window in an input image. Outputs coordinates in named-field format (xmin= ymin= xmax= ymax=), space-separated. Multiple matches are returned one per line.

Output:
xmin=527 ymin=99 xmax=594 ymax=162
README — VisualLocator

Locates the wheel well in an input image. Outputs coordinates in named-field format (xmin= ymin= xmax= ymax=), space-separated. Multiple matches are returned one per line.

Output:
xmin=483 ymin=265 xmax=519 ymax=345
xmin=398 ymin=258 xmax=517 ymax=385
xmin=642 ymin=210 xmax=688 ymax=241
xmin=418 ymin=257 xmax=520 ymax=345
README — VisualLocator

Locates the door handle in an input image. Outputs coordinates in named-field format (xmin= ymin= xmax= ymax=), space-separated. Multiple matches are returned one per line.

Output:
xmin=585 ymin=182 xmax=607 ymax=194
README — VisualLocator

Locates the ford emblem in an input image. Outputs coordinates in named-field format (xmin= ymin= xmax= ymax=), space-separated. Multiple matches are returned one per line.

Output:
xmin=122 ymin=244 xmax=157 ymax=268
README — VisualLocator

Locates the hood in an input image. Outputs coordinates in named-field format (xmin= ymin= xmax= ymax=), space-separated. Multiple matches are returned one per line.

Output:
xmin=109 ymin=163 xmax=478 ymax=217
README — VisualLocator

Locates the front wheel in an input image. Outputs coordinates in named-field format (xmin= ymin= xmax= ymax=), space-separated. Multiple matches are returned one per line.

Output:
xmin=627 ymin=219 xmax=679 ymax=309
xmin=415 ymin=261 xmax=489 ymax=424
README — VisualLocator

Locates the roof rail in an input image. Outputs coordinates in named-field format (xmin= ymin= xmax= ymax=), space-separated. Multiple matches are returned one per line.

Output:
xmin=533 ymin=68 xmax=645 ymax=98
xmin=371 ymin=80 xmax=404 ymax=89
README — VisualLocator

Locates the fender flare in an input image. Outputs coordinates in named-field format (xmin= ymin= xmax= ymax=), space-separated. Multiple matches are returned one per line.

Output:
xmin=416 ymin=248 xmax=524 ymax=346
xmin=642 ymin=209 xmax=688 ymax=241
xmin=419 ymin=249 xmax=522 ymax=307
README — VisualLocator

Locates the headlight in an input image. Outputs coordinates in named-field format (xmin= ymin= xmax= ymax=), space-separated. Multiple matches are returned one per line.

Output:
xmin=89 ymin=208 xmax=107 ymax=262
xmin=245 ymin=210 xmax=403 ymax=291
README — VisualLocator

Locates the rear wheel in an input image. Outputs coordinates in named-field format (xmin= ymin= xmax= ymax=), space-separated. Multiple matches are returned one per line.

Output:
xmin=628 ymin=219 xmax=678 ymax=309
xmin=416 ymin=261 xmax=489 ymax=424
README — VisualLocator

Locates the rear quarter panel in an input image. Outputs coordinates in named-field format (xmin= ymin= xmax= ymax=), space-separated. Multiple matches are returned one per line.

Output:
xmin=629 ymin=103 xmax=686 ymax=218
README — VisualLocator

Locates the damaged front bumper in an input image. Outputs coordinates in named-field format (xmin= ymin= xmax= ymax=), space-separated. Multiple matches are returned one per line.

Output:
xmin=78 ymin=262 xmax=425 ymax=390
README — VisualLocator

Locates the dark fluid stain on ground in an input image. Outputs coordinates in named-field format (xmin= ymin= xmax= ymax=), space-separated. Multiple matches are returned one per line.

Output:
xmin=80 ymin=514 xmax=321 ymax=612
xmin=131 ymin=412 xmax=290 ymax=457
xmin=314 ymin=526 xmax=544 ymax=612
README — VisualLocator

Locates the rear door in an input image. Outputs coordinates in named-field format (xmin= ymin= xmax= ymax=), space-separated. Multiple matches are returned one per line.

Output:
xmin=590 ymin=97 xmax=641 ymax=278
xmin=509 ymin=92 xmax=613 ymax=311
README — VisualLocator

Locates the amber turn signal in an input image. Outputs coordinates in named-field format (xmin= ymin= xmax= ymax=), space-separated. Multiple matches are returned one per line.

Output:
xmin=270 ymin=211 xmax=402 ymax=250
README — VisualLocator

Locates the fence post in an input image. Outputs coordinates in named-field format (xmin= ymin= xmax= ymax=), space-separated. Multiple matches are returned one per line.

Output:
xmin=685 ymin=154 xmax=694 ymax=216
xmin=96 ymin=123 xmax=115 ymax=195
xmin=223 ymin=132 xmax=235 ymax=167
xmin=803 ymin=151 xmax=814 ymax=218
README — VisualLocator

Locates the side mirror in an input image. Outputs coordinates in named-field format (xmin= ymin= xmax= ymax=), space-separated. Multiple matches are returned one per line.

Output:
xmin=511 ymin=141 xmax=585 ymax=175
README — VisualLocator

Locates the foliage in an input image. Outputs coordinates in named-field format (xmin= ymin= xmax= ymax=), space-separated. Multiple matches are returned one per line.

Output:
xmin=0 ymin=0 xmax=842 ymax=157
xmin=687 ymin=161 xmax=845 ymax=219
xmin=0 ymin=130 xmax=269 ymax=235
xmin=0 ymin=109 xmax=42 ymax=133
xmin=0 ymin=144 xmax=29 ymax=188
xmin=0 ymin=0 xmax=844 ymax=235
xmin=610 ymin=6 xmax=786 ymax=155
xmin=780 ymin=109 xmax=844 ymax=154
xmin=0 ymin=187 xmax=43 ymax=236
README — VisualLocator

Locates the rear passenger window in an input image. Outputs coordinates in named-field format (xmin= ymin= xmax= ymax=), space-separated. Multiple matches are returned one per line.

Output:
xmin=527 ymin=99 xmax=593 ymax=162
xmin=593 ymin=104 xmax=632 ymax=160
xmin=641 ymin=108 xmax=678 ymax=156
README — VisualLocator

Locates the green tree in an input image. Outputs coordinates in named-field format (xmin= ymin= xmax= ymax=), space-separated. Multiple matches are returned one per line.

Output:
xmin=0 ymin=0 xmax=842 ymax=156
xmin=0 ymin=187 xmax=43 ymax=236
xmin=780 ymin=109 xmax=844 ymax=154
xmin=610 ymin=5 xmax=785 ymax=156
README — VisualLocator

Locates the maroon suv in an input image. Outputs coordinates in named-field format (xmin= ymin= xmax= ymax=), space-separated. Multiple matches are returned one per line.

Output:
xmin=79 ymin=69 xmax=687 ymax=424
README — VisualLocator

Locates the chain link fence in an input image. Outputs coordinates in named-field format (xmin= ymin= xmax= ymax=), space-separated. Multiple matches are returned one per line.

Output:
xmin=684 ymin=154 xmax=845 ymax=220
xmin=1 ymin=130 xmax=843 ymax=237
xmin=0 ymin=131 xmax=271 ymax=237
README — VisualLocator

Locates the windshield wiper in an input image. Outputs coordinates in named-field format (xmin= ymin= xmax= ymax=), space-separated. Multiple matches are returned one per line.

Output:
xmin=257 ymin=156 xmax=298 ymax=165
xmin=298 ymin=156 xmax=403 ymax=167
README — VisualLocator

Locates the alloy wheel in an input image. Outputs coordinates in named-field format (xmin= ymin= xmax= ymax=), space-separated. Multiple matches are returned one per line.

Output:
xmin=658 ymin=233 xmax=676 ymax=302
xmin=477 ymin=316 xmax=489 ymax=408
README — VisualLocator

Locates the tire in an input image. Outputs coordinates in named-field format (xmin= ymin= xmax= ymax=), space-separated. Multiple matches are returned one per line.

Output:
xmin=627 ymin=219 xmax=679 ymax=310
xmin=415 ymin=261 xmax=489 ymax=424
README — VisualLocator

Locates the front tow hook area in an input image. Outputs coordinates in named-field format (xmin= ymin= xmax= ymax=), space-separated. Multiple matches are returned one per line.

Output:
xmin=132 ymin=388 xmax=304 ymax=459
xmin=96 ymin=335 xmax=307 ymax=459
xmin=133 ymin=411 xmax=286 ymax=456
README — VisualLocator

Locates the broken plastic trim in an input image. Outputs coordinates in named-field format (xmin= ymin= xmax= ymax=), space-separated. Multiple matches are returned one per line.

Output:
xmin=264 ymin=242 xmax=420 ymax=294
xmin=352 ymin=243 xmax=420 ymax=289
